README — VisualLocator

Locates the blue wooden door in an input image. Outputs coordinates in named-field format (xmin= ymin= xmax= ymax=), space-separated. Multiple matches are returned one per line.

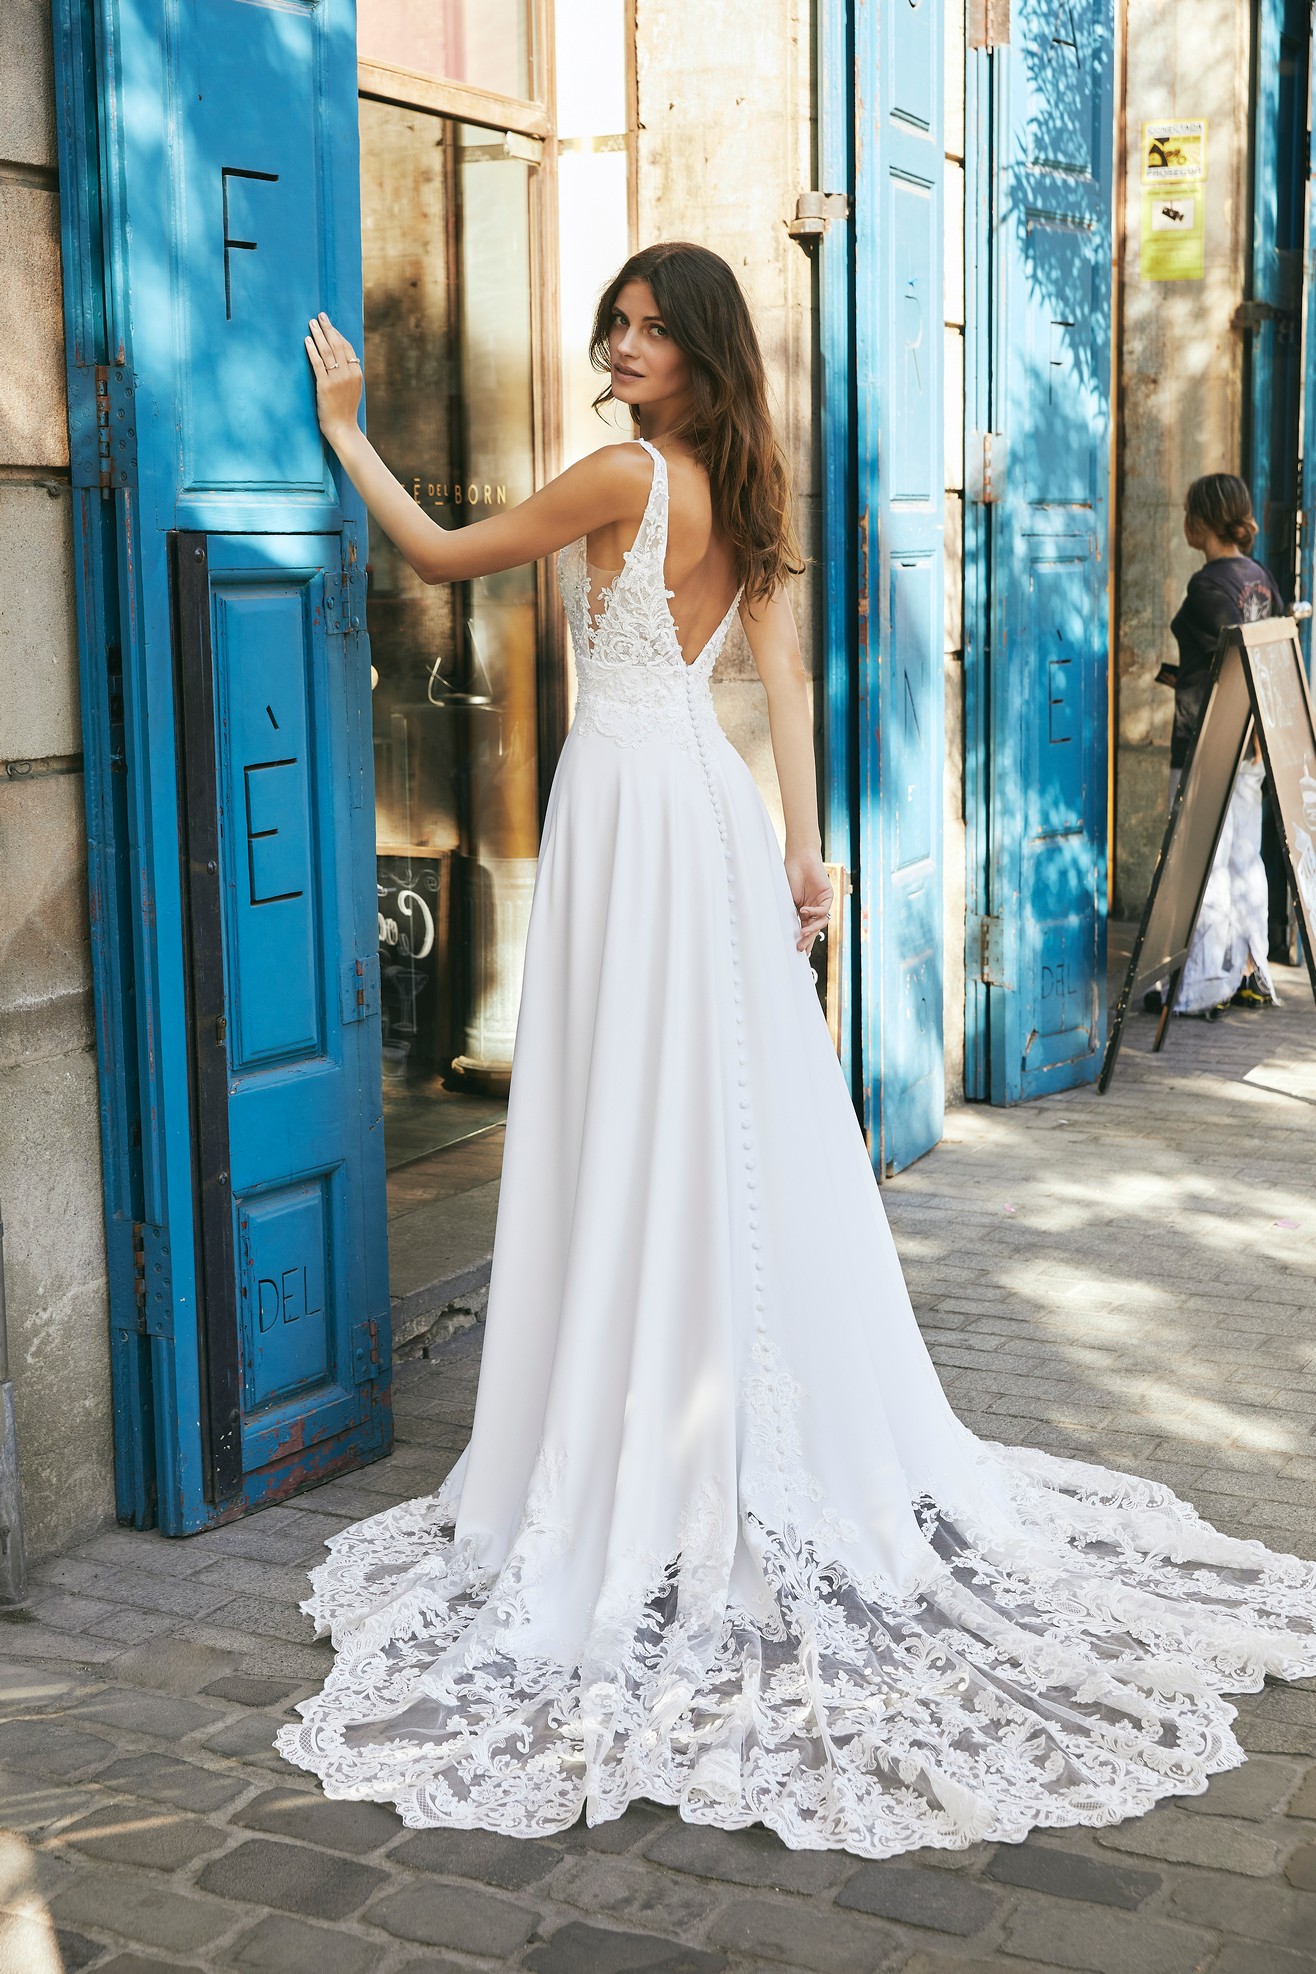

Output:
xmin=854 ymin=0 xmax=945 ymax=1174
xmin=54 ymin=0 xmax=389 ymax=1531
xmin=1303 ymin=9 xmax=1316 ymax=675
xmin=972 ymin=0 xmax=1115 ymax=1104
xmin=1247 ymin=0 xmax=1310 ymax=605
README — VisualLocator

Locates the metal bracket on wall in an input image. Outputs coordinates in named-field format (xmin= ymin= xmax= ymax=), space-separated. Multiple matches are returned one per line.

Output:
xmin=69 ymin=364 xmax=137 ymax=492
xmin=967 ymin=0 xmax=1011 ymax=47
xmin=788 ymin=192 xmax=850 ymax=242
xmin=1232 ymin=299 xmax=1293 ymax=332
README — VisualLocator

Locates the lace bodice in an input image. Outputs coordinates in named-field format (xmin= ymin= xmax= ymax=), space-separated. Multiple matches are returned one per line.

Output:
xmin=558 ymin=439 xmax=742 ymax=755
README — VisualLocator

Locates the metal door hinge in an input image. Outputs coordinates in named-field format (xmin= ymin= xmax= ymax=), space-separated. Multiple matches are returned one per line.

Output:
xmin=1232 ymin=299 xmax=1292 ymax=332
xmin=131 ymin=1221 xmax=173 ymax=1338
xmin=352 ymin=1318 xmax=385 ymax=1383
xmin=978 ymin=914 xmax=1010 ymax=987
xmin=70 ymin=364 xmax=137 ymax=492
xmin=323 ymin=564 xmax=366 ymax=636
xmin=787 ymin=192 xmax=850 ymax=241
xmin=969 ymin=432 xmax=1005 ymax=505
xmin=968 ymin=0 xmax=1011 ymax=47
xmin=342 ymin=953 xmax=380 ymax=1023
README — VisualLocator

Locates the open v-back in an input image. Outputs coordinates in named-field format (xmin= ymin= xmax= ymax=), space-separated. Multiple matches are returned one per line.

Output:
xmin=277 ymin=433 xmax=1316 ymax=1855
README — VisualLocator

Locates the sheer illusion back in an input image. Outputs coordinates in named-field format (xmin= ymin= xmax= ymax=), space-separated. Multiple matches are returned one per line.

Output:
xmin=278 ymin=425 xmax=1316 ymax=1855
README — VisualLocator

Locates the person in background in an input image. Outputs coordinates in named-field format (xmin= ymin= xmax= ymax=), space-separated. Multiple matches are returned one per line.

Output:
xmin=1151 ymin=473 xmax=1284 ymax=1017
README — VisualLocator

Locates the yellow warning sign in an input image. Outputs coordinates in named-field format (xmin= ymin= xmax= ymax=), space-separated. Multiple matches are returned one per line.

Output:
xmin=1141 ymin=120 xmax=1207 ymax=185
xmin=1140 ymin=120 xmax=1207 ymax=278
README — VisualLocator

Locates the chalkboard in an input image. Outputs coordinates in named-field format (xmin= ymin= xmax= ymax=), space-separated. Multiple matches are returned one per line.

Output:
xmin=1101 ymin=616 xmax=1316 ymax=1090
xmin=1244 ymin=619 xmax=1316 ymax=998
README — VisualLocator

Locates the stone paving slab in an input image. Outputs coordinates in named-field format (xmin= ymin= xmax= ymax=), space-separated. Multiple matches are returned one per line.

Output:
xmin=0 ymin=965 xmax=1313 ymax=1970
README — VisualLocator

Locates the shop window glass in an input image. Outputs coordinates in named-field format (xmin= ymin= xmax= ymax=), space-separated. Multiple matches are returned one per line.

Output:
xmin=359 ymin=0 xmax=533 ymax=105
xmin=360 ymin=101 xmax=538 ymax=1159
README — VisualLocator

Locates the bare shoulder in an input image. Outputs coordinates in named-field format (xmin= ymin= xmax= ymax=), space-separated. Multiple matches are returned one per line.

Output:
xmin=567 ymin=439 xmax=654 ymax=519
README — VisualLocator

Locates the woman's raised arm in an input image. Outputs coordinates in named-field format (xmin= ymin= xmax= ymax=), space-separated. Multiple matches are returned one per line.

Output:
xmin=305 ymin=312 xmax=649 ymax=585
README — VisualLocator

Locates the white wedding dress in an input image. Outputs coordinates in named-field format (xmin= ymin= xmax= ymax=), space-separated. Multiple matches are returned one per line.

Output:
xmin=277 ymin=441 xmax=1316 ymax=1855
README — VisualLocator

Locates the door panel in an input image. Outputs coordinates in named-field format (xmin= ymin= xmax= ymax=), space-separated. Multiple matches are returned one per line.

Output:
xmin=55 ymin=0 xmax=389 ymax=1532
xmin=981 ymin=0 xmax=1114 ymax=1105
xmin=855 ymin=0 xmax=945 ymax=1176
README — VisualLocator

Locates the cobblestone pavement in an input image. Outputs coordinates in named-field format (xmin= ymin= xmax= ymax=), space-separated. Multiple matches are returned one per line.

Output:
xmin=2 ymin=966 xmax=1314 ymax=1973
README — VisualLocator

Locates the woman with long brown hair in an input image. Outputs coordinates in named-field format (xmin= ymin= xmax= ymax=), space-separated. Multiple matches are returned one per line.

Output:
xmin=280 ymin=246 xmax=1316 ymax=1857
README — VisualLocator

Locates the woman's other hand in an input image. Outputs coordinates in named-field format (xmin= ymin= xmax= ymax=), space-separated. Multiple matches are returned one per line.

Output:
xmin=786 ymin=846 xmax=833 ymax=955
xmin=305 ymin=312 xmax=363 ymax=447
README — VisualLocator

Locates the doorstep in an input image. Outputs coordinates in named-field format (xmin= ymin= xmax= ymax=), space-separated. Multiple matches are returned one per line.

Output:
xmin=385 ymin=1127 xmax=504 ymax=1352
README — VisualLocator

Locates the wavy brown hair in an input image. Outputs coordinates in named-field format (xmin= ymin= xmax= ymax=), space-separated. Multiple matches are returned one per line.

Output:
xmin=589 ymin=242 xmax=802 ymax=604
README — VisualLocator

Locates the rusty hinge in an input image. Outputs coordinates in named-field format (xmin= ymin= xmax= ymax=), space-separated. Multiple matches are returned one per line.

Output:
xmin=970 ymin=432 xmax=1005 ymax=505
xmin=787 ymin=191 xmax=851 ymax=241
xmin=968 ymin=0 xmax=1011 ymax=47
xmin=70 ymin=364 xmax=137 ymax=492
xmin=342 ymin=953 xmax=381 ymax=1023
xmin=352 ymin=1318 xmax=384 ymax=1383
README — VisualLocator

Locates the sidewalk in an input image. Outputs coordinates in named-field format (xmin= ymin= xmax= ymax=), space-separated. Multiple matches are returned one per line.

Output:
xmin=1 ymin=968 xmax=1314 ymax=1974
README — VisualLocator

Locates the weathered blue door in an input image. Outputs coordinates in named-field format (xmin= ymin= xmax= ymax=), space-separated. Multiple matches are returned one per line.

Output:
xmin=1247 ymin=0 xmax=1310 ymax=604
xmin=966 ymin=0 xmax=1115 ymax=1103
xmin=54 ymin=0 xmax=389 ymax=1531
xmin=853 ymin=0 xmax=946 ymax=1174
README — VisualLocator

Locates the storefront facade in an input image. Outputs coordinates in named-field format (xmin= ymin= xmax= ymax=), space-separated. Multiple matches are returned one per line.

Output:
xmin=2 ymin=0 xmax=1310 ymax=1553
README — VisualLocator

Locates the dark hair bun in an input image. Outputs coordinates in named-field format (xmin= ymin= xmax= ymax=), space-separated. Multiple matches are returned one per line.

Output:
xmin=1186 ymin=472 xmax=1258 ymax=551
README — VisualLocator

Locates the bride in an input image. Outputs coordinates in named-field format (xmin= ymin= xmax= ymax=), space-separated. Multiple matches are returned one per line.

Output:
xmin=279 ymin=242 xmax=1316 ymax=1855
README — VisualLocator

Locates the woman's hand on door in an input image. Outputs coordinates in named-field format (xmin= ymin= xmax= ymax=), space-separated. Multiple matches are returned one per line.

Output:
xmin=305 ymin=314 xmax=363 ymax=444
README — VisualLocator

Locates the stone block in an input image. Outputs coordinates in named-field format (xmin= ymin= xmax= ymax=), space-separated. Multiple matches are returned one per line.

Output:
xmin=1094 ymin=1802 xmax=1288 ymax=1875
xmin=202 ymin=1672 xmax=305 ymax=1709
xmin=90 ymin=1750 xmax=247 ymax=1814
xmin=199 ymin=1711 xmax=297 ymax=1769
xmin=90 ymin=1959 xmax=201 ymax=1974
xmin=49 ymin=1865 xmax=237 ymax=1954
xmin=1288 ymin=1764 xmax=1316 ymax=1819
xmin=0 ymin=1045 xmax=110 ymax=1559
xmin=835 ymin=1858 xmax=1000 ymax=1934
xmin=549 ymin=1803 xmax=671 ymax=1854
xmin=197 ymin=1837 xmax=387 ymax=1921
xmin=1167 ymin=1865 xmax=1316 ymax=1955
xmin=0 ymin=486 xmax=80 ymax=762
xmin=231 ymin=1785 xmax=400 ymax=1855
xmin=59 ymin=1798 xmax=227 ymax=1870
xmin=642 ymin=1817 xmax=851 ymax=1894
xmin=0 ymin=0 xmax=57 ymax=164
xmin=229 ymin=1912 xmax=380 ymax=1974
xmin=707 ymin=1894 xmax=902 ymax=1972
xmin=366 ymin=1880 xmax=540 ymax=1957
xmin=1001 ymin=1898 xmax=1225 ymax=1974
xmin=0 ymin=1716 xmax=112 ymax=1779
xmin=51 ymin=1930 xmax=102 ymax=1972
xmin=202 ymin=1592 xmax=319 ymax=1646
xmin=0 ymin=184 xmax=67 ymax=468
xmin=524 ymin=1920 xmax=726 ymax=1973
xmin=549 ymin=1852 xmax=722 ymax=1940
xmin=984 ymin=1839 xmax=1160 ymax=1909
xmin=0 ymin=1764 xmax=100 ymax=1833
xmin=393 ymin=1823 xmax=559 ymax=1889
xmin=102 ymin=1634 xmax=242 ymax=1695
xmin=1175 ymin=1753 xmax=1303 ymax=1820
xmin=69 ymin=1686 xmax=231 ymax=1741
xmin=1209 ymin=1949 xmax=1316 ymax=1974
xmin=1286 ymin=1841 xmax=1316 ymax=1891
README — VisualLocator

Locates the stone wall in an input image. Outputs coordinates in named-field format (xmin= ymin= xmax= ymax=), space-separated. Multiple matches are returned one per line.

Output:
xmin=634 ymin=0 xmax=817 ymax=846
xmin=0 ymin=0 xmax=115 ymax=1558
xmin=1114 ymin=0 xmax=1252 ymax=914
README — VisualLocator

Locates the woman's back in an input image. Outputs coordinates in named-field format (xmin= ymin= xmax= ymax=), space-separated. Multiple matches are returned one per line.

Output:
xmin=584 ymin=441 xmax=740 ymax=665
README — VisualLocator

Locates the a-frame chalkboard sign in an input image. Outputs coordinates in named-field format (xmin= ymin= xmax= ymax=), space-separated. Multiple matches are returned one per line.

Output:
xmin=1101 ymin=617 xmax=1316 ymax=1091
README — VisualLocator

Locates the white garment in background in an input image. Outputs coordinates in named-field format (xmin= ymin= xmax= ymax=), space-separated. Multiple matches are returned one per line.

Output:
xmin=277 ymin=442 xmax=1316 ymax=1856
xmin=1177 ymin=760 xmax=1279 ymax=1013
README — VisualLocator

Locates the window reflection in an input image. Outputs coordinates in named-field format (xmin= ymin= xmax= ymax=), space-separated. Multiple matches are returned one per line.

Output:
xmin=358 ymin=0 xmax=533 ymax=103
xmin=360 ymin=103 xmax=539 ymax=1154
